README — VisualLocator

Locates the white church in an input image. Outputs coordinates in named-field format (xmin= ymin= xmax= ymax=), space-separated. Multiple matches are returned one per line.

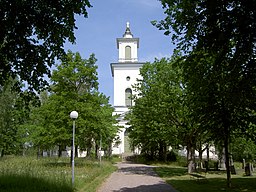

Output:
xmin=110 ymin=22 xmax=145 ymax=155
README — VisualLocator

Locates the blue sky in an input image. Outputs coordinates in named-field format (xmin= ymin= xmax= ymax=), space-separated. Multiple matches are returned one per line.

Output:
xmin=64 ymin=0 xmax=174 ymax=104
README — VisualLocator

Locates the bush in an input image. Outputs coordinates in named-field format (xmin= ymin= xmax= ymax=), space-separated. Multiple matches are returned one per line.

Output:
xmin=176 ymin=156 xmax=187 ymax=167
xmin=167 ymin=150 xmax=178 ymax=162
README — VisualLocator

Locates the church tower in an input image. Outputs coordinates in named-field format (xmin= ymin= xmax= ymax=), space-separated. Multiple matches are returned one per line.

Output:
xmin=110 ymin=22 xmax=145 ymax=154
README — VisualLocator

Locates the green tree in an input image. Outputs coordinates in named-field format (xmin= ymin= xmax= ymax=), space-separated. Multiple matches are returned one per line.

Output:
xmin=231 ymin=136 xmax=256 ymax=162
xmin=76 ymin=92 xmax=118 ymax=159
xmin=0 ymin=78 xmax=28 ymax=156
xmin=154 ymin=0 xmax=256 ymax=187
xmin=128 ymin=57 xmax=184 ymax=161
xmin=25 ymin=51 xmax=118 ymax=159
xmin=18 ymin=91 xmax=56 ymax=157
xmin=0 ymin=0 xmax=91 ymax=95
xmin=128 ymin=56 xmax=210 ymax=171
xmin=49 ymin=51 xmax=99 ymax=157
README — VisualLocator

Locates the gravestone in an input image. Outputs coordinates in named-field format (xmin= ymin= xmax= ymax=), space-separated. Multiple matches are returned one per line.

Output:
xmin=220 ymin=148 xmax=226 ymax=169
xmin=204 ymin=160 xmax=209 ymax=171
xmin=194 ymin=162 xmax=197 ymax=171
xmin=230 ymin=165 xmax=236 ymax=175
xmin=230 ymin=156 xmax=236 ymax=174
xmin=242 ymin=159 xmax=245 ymax=169
xmin=43 ymin=151 xmax=48 ymax=157
xmin=245 ymin=163 xmax=253 ymax=176
xmin=214 ymin=161 xmax=219 ymax=171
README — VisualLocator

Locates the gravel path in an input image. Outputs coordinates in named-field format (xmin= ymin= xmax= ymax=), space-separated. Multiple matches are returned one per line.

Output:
xmin=97 ymin=162 xmax=178 ymax=192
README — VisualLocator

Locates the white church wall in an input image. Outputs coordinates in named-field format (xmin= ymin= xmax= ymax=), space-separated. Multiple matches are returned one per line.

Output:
xmin=112 ymin=125 xmax=129 ymax=155
xmin=42 ymin=146 xmax=87 ymax=158
xmin=111 ymin=23 xmax=145 ymax=155
xmin=113 ymin=67 xmax=142 ymax=106
xmin=118 ymin=42 xmax=138 ymax=62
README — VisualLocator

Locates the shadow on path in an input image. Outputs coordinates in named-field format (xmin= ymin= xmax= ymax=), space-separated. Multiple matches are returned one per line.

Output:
xmin=118 ymin=165 xmax=158 ymax=177
xmin=97 ymin=162 xmax=178 ymax=192
xmin=113 ymin=183 xmax=174 ymax=192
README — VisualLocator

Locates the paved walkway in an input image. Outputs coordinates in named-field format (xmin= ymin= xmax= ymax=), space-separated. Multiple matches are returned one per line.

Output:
xmin=97 ymin=162 xmax=178 ymax=192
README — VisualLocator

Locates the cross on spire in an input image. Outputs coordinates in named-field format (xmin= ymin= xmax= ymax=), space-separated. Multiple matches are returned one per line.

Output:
xmin=123 ymin=21 xmax=133 ymax=38
xmin=126 ymin=22 xmax=130 ymax=29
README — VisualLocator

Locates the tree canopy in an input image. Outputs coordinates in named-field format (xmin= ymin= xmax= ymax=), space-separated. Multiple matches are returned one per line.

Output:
xmin=20 ymin=51 xmax=118 ymax=158
xmin=0 ymin=0 xmax=91 ymax=94
xmin=127 ymin=57 xmax=184 ymax=161
xmin=154 ymin=0 xmax=256 ymax=187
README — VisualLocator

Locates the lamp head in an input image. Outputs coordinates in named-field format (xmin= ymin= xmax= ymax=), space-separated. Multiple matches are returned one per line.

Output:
xmin=70 ymin=111 xmax=78 ymax=119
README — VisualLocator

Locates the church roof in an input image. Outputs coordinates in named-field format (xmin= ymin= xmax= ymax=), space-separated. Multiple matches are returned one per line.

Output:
xmin=123 ymin=22 xmax=133 ymax=38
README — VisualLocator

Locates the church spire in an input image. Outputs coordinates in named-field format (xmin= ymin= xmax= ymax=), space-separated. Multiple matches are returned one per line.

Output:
xmin=123 ymin=22 xmax=133 ymax=38
xmin=117 ymin=22 xmax=139 ymax=62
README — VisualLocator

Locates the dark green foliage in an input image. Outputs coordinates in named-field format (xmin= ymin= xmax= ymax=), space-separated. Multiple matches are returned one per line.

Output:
xmin=155 ymin=0 xmax=256 ymax=187
xmin=166 ymin=150 xmax=178 ymax=162
xmin=0 ymin=78 xmax=29 ymax=156
xmin=231 ymin=137 xmax=256 ymax=162
xmin=0 ymin=0 xmax=91 ymax=96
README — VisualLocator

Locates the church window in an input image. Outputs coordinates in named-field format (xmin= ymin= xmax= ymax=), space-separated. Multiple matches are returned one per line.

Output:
xmin=125 ymin=88 xmax=132 ymax=106
xmin=125 ymin=46 xmax=131 ymax=60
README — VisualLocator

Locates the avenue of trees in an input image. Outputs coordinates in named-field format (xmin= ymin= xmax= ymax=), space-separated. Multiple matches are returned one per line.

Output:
xmin=127 ymin=0 xmax=256 ymax=187
xmin=1 ymin=0 xmax=256 ymax=188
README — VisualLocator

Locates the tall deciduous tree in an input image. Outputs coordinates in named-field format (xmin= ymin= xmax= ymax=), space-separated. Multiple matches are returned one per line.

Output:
xmin=24 ymin=51 xmax=118 ymax=158
xmin=128 ymin=57 xmax=184 ymax=161
xmin=154 ymin=0 xmax=256 ymax=187
xmin=0 ymin=0 xmax=91 ymax=95
xmin=50 ymin=51 xmax=99 ymax=157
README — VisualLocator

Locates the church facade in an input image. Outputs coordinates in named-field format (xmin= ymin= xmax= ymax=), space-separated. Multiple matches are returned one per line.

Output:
xmin=110 ymin=23 xmax=145 ymax=154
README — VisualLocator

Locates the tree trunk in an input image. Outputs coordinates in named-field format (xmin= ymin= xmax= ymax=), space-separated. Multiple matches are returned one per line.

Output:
xmin=150 ymin=147 xmax=154 ymax=161
xmin=1 ymin=149 xmax=4 ymax=157
xmin=198 ymin=141 xmax=203 ymax=170
xmin=70 ymin=148 xmax=73 ymax=166
xmin=159 ymin=142 xmax=164 ymax=161
xmin=58 ymin=145 xmax=62 ymax=158
xmin=221 ymin=101 xmax=231 ymax=187
xmin=187 ymin=145 xmax=195 ymax=173
xmin=22 ymin=146 xmax=26 ymax=156
xmin=37 ymin=146 xmax=42 ymax=159
xmin=206 ymin=144 xmax=210 ymax=162
xmin=75 ymin=145 xmax=78 ymax=158
xmin=95 ymin=143 xmax=99 ymax=159
xmin=106 ymin=141 xmax=112 ymax=157
xmin=220 ymin=147 xmax=226 ymax=168
xmin=224 ymin=129 xmax=231 ymax=188
xmin=163 ymin=144 xmax=167 ymax=162
xmin=86 ymin=138 xmax=93 ymax=159
xmin=87 ymin=147 xmax=92 ymax=158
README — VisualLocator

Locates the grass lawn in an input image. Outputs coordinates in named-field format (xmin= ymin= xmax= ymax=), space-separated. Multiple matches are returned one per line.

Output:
xmin=0 ymin=156 xmax=117 ymax=192
xmin=155 ymin=166 xmax=256 ymax=192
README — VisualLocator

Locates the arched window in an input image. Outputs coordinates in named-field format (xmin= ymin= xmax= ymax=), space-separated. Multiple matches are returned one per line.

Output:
xmin=125 ymin=46 xmax=131 ymax=60
xmin=125 ymin=88 xmax=132 ymax=106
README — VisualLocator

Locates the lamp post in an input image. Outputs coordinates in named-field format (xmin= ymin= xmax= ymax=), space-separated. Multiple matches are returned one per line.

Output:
xmin=70 ymin=111 xmax=78 ymax=186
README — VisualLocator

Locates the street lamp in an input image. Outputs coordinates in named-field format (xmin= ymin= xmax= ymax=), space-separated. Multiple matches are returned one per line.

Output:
xmin=70 ymin=111 xmax=78 ymax=186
